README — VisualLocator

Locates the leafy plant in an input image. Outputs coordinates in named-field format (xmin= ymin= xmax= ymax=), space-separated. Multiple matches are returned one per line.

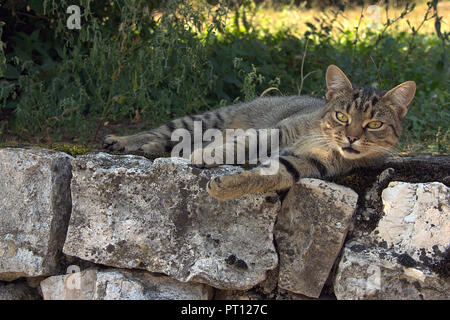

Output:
xmin=0 ymin=0 xmax=448 ymax=153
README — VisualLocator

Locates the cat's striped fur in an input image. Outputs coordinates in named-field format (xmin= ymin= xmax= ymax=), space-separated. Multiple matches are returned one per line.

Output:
xmin=103 ymin=65 xmax=416 ymax=200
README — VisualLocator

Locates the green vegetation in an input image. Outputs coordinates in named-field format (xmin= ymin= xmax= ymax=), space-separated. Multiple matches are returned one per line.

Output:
xmin=0 ymin=0 xmax=448 ymax=153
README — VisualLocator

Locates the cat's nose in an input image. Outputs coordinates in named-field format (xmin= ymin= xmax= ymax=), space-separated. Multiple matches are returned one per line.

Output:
xmin=347 ymin=135 xmax=359 ymax=144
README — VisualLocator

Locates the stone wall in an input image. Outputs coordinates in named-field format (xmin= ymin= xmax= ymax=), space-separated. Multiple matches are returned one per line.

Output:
xmin=0 ymin=147 xmax=449 ymax=300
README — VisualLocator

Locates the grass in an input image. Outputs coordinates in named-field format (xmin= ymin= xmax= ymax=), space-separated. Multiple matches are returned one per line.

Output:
xmin=249 ymin=1 xmax=450 ymax=37
xmin=0 ymin=0 xmax=448 ymax=154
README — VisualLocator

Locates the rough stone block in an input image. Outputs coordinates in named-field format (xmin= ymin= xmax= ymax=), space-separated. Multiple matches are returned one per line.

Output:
xmin=334 ymin=239 xmax=449 ymax=300
xmin=40 ymin=268 xmax=212 ymax=300
xmin=375 ymin=181 xmax=449 ymax=260
xmin=0 ymin=148 xmax=72 ymax=280
xmin=334 ymin=181 xmax=449 ymax=300
xmin=275 ymin=178 xmax=358 ymax=298
xmin=63 ymin=154 xmax=279 ymax=290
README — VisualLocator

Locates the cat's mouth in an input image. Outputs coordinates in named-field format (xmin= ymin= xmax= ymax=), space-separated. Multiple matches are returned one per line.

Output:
xmin=342 ymin=146 xmax=361 ymax=154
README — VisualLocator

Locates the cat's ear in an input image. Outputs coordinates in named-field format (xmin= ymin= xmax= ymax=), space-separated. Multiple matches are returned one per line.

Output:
xmin=383 ymin=81 xmax=416 ymax=119
xmin=326 ymin=65 xmax=353 ymax=100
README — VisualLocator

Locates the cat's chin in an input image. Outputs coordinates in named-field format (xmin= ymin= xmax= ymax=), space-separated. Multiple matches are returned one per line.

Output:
xmin=339 ymin=146 xmax=364 ymax=159
xmin=342 ymin=146 xmax=360 ymax=154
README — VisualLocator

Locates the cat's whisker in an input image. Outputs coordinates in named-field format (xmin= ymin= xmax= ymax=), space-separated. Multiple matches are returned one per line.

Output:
xmin=292 ymin=135 xmax=334 ymax=154
xmin=366 ymin=143 xmax=401 ymax=160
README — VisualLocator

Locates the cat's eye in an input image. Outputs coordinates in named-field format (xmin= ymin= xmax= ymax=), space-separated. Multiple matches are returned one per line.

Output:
xmin=335 ymin=112 xmax=348 ymax=123
xmin=367 ymin=121 xmax=383 ymax=129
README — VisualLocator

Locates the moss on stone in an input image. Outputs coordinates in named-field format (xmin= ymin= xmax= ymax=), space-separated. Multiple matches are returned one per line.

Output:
xmin=0 ymin=142 xmax=93 ymax=157
xmin=47 ymin=143 xmax=92 ymax=156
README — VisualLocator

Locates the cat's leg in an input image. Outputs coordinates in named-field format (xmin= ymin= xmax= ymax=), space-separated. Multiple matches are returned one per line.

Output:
xmin=206 ymin=154 xmax=329 ymax=200
xmin=190 ymin=128 xmax=279 ymax=168
xmin=103 ymin=131 xmax=171 ymax=157
xmin=190 ymin=139 xmax=245 ymax=168
xmin=103 ymin=131 xmax=165 ymax=152
xmin=103 ymin=111 xmax=229 ymax=157
xmin=103 ymin=114 xmax=199 ymax=156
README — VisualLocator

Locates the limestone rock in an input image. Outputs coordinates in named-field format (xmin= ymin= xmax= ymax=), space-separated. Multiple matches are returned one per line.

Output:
xmin=214 ymin=289 xmax=264 ymax=300
xmin=375 ymin=181 xmax=449 ymax=261
xmin=275 ymin=178 xmax=358 ymax=298
xmin=334 ymin=239 xmax=449 ymax=300
xmin=0 ymin=281 xmax=41 ymax=300
xmin=40 ymin=268 xmax=212 ymax=300
xmin=63 ymin=154 xmax=280 ymax=290
xmin=274 ymin=289 xmax=316 ymax=300
xmin=334 ymin=182 xmax=450 ymax=300
xmin=0 ymin=148 xmax=73 ymax=281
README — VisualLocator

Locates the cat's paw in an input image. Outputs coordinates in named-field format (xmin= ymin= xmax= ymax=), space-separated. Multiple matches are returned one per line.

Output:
xmin=103 ymin=135 xmax=127 ymax=152
xmin=206 ymin=173 xmax=247 ymax=200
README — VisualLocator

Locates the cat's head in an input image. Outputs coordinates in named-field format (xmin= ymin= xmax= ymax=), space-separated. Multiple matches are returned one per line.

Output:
xmin=320 ymin=65 xmax=416 ymax=160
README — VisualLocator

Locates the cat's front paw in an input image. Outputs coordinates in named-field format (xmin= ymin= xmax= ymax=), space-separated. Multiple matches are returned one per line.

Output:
xmin=103 ymin=135 xmax=127 ymax=152
xmin=206 ymin=173 xmax=248 ymax=200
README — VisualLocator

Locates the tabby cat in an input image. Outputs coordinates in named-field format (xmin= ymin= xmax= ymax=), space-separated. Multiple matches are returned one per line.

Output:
xmin=103 ymin=65 xmax=416 ymax=200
